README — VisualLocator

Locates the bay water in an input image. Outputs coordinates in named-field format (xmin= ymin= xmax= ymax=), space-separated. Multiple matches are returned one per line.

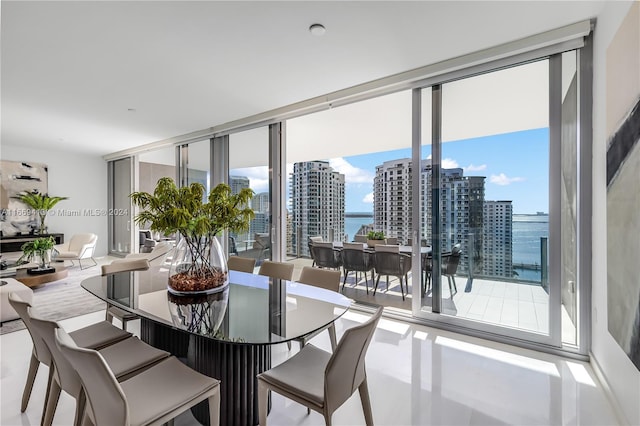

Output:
xmin=345 ymin=213 xmax=549 ymax=281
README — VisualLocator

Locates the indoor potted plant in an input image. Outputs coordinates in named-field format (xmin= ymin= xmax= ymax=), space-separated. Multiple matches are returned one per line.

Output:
xmin=18 ymin=236 xmax=56 ymax=271
xmin=17 ymin=191 xmax=68 ymax=235
xmin=366 ymin=230 xmax=387 ymax=247
xmin=131 ymin=177 xmax=254 ymax=295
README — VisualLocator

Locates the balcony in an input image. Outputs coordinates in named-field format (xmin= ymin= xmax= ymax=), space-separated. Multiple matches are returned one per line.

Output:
xmin=281 ymin=255 xmax=574 ymax=343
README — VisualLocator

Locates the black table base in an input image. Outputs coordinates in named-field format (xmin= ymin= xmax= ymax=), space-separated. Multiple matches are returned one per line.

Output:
xmin=140 ymin=319 xmax=271 ymax=426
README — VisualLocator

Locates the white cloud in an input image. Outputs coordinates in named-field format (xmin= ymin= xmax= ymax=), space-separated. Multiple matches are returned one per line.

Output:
xmin=424 ymin=155 xmax=460 ymax=170
xmin=329 ymin=157 xmax=374 ymax=183
xmin=464 ymin=163 xmax=487 ymax=172
xmin=442 ymin=158 xmax=459 ymax=169
xmin=230 ymin=166 xmax=269 ymax=193
xmin=362 ymin=192 xmax=374 ymax=203
xmin=489 ymin=173 xmax=525 ymax=186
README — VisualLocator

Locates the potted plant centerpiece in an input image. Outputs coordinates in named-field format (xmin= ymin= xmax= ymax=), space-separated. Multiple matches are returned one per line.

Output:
xmin=131 ymin=177 xmax=254 ymax=295
xmin=17 ymin=191 xmax=68 ymax=235
xmin=19 ymin=236 xmax=56 ymax=273
xmin=367 ymin=230 xmax=387 ymax=248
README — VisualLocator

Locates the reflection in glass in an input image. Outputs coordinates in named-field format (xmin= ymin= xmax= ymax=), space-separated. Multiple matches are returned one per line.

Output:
xmin=168 ymin=289 xmax=229 ymax=337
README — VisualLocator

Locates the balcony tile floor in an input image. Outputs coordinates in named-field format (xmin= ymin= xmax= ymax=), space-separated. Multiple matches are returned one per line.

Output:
xmin=286 ymin=257 xmax=576 ymax=343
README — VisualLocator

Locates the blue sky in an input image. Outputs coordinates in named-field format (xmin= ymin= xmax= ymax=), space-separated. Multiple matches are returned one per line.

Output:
xmin=336 ymin=128 xmax=549 ymax=214
xmin=232 ymin=128 xmax=549 ymax=215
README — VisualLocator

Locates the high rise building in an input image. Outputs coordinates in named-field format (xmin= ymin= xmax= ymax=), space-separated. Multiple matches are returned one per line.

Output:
xmin=482 ymin=201 xmax=513 ymax=278
xmin=290 ymin=161 xmax=345 ymax=257
xmin=229 ymin=175 xmax=251 ymax=246
xmin=252 ymin=192 xmax=270 ymax=213
xmin=374 ymin=158 xmax=486 ymax=274
xmin=230 ymin=176 xmax=250 ymax=195
xmin=374 ymin=158 xmax=413 ymax=245
xmin=250 ymin=211 xmax=270 ymax=235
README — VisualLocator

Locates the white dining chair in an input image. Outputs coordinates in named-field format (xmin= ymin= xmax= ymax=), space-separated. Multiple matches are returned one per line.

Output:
xmin=258 ymin=306 xmax=383 ymax=425
xmin=55 ymin=328 xmax=221 ymax=426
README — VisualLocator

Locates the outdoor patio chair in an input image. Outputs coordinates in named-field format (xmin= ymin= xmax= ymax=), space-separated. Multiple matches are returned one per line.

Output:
xmin=373 ymin=245 xmax=412 ymax=300
xmin=353 ymin=234 xmax=368 ymax=243
xmin=308 ymin=236 xmax=324 ymax=266
xmin=311 ymin=242 xmax=342 ymax=270
xmin=341 ymin=242 xmax=374 ymax=294
xmin=421 ymin=252 xmax=433 ymax=295
xmin=442 ymin=244 xmax=462 ymax=297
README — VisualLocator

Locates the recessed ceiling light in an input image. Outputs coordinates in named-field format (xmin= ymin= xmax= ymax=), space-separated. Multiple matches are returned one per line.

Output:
xmin=309 ymin=24 xmax=326 ymax=36
xmin=127 ymin=108 xmax=136 ymax=112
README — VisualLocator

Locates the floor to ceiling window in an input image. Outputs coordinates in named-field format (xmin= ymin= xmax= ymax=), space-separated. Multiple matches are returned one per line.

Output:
xmin=418 ymin=60 xmax=552 ymax=341
xmin=286 ymin=91 xmax=413 ymax=302
xmin=106 ymin=25 xmax=591 ymax=356
xmin=136 ymin=146 xmax=178 ymax=247
xmin=228 ymin=127 xmax=270 ymax=266
xmin=184 ymin=139 xmax=211 ymax=192
xmin=108 ymin=157 xmax=133 ymax=256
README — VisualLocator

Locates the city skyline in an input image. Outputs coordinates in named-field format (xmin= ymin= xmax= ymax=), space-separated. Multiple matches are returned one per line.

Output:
xmin=230 ymin=127 xmax=549 ymax=215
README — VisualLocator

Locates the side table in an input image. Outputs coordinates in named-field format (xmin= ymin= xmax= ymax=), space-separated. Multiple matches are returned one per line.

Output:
xmin=15 ymin=265 xmax=68 ymax=288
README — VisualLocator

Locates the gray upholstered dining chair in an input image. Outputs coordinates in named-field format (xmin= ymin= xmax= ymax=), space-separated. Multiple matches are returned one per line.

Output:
xmin=55 ymin=328 xmax=221 ymax=426
xmin=258 ymin=306 xmax=383 ymax=426
xmin=292 ymin=266 xmax=342 ymax=351
xmin=341 ymin=242 xmax=374 ymax=294
xmin=373 ymin=244 xmax=412 ymax=301
xmin=29 ymin=307 xmax=170 ymax=426
xmin=8 ymin=293 xmax=132 ymax=415
xmin=227 ymin=256 xmax=257 ymax=273
xmin=258 ymin=260 xmax=294 ymax=281
xmin=102 ymin=258 xmax=150 ymax=330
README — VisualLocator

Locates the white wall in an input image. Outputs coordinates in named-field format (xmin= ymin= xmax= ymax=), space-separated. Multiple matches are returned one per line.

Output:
xmin=591 ymin=1 xmax=640 ymax=425
xmin=1 ymin=144 xmax=109 ymax=256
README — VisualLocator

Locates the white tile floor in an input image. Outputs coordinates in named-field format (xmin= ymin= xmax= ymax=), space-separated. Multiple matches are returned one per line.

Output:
xmin=1 ymin=308 xmax=619 ymax=426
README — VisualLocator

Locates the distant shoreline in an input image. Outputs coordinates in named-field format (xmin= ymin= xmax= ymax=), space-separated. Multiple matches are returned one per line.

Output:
xmin=345 ymin=212 xmax=373 ymax=218
xmin=345 ymin=212 xmax=547 ymax=218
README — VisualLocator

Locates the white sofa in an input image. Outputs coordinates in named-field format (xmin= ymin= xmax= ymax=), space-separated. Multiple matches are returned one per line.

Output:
xmin=117 ymin=241 xmax=174 ymax=266
xmin=1 ymin=278 xmax=34 ymax=323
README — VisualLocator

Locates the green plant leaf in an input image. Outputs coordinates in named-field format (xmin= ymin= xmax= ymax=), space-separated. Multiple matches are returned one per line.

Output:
xmin=130 ymin=178 xmax=255 ymax=241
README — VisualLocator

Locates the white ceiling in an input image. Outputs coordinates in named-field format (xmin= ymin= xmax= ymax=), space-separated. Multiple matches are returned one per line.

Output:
xmin=1 ymin=1 xmax=604 ymax=158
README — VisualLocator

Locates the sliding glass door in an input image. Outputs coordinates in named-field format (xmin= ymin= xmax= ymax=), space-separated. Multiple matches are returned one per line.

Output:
xmin=108 ymin=157 xmax=133 ymax=256
xmin=412 ymin=52 xmax=589 ymax=349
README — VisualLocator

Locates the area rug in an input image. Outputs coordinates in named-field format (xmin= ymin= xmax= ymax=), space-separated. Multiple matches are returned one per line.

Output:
xmin=1 ymin=262 xmax=108 ymax=335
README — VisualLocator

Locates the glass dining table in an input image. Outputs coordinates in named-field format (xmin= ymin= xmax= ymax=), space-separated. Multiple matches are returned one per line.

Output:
xmin=82 ymin=269 xmax=351 ymax=426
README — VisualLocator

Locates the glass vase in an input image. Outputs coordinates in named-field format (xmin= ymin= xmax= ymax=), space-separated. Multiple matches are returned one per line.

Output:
xmin=37 ymin=250 xmax=51 ymax=270
xmin=167 ymin=289 xmax=229 ymax=337
xmin=168 ymin=236 xmax=229 ymax=295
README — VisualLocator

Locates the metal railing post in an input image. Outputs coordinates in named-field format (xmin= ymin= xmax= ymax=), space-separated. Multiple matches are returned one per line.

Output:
xmin=541 ymin=236 xmax=549 ymax=292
